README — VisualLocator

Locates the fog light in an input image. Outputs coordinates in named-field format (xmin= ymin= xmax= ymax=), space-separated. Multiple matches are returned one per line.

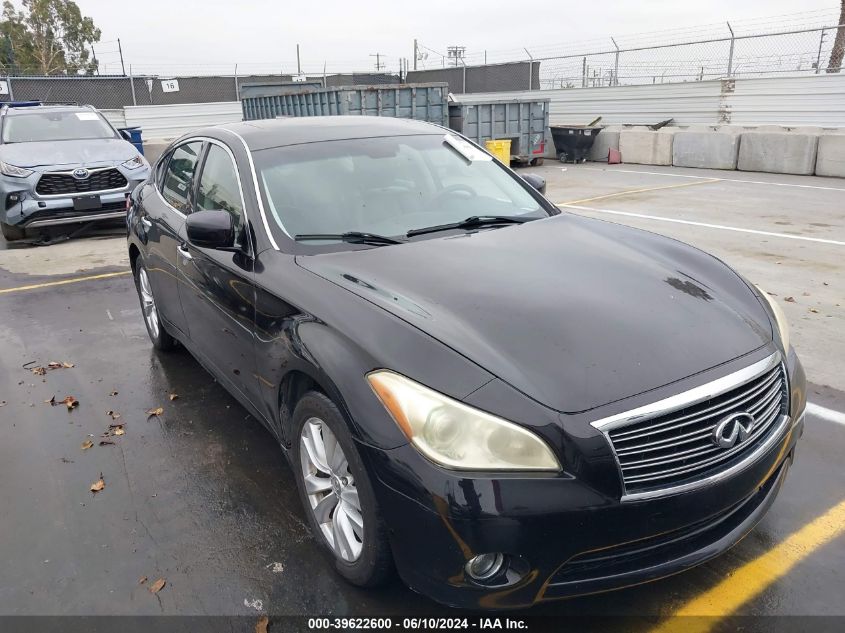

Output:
xmin=465 ymin=553 xmax=505 ymax=581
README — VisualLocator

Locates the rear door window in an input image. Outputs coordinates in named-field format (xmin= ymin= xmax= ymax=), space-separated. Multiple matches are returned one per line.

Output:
xmin=161 ymin=141 xmax=203 ymax=213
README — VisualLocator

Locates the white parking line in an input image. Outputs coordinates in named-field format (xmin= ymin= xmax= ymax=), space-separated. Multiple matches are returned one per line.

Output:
xmin=807 ymin=403 xmax=845 ymax=426
xmin=560 ymin=204 xmax=845 ymax=247
xmin=580 ymin=167 xmax=845 ymax=192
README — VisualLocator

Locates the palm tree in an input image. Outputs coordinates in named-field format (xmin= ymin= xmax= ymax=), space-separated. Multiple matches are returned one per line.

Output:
xmin=828 ymin=0 xmax=845 ymax=72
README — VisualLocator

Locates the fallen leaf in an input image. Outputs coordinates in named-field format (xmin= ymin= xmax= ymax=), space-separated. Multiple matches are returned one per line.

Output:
xmin=107 ymin=410 xmax=121 ymax=420
xmin=255 ymin=616 xmax=269 ymax=633
xmin=809 ymin=308 xmax=820 ymax=313
xmin=168 ymin=393 xmax=179 ymax=401
xmin=109 ymin=390 xmax=119 ymax=396
xmin=31 ymin=367 xmax=46 ymax=376
xmin=61 ymin=396 xmax=79 ymax=410
xmin=823 ymin=282 xmax=829 ymax=286
xmin=146 ymin=407 xmax=164 ymax=417
xmin=90 ymin=474 xmax=105 ymax=493
xmin=149 ymin=578 xmax=166 ymax=593
xmin=47 ymin=361 xmax=62 ymax=370
xmin=62 ymin=362 xmax=74 ymax=368
xmin=138 ymin=576 xmax=148 ymax=585
xmin=44 ymin=396 xmax=56 ymax=405
xmin=0 ymin=400 xmax=6 ymax=407
xmin=81 ymin=440 xmax=94 ymax=450
xmin=784 ymin=296 xmax=796 ymax=303
xmin=99 ymin=440 xmax=115 ymax=446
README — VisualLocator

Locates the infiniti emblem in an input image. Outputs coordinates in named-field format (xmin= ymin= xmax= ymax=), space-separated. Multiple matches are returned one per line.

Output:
xmin=72 ymin=167 xmax=90 ymax=180
xmin=712 ymin=412 xmax=755 ymax=449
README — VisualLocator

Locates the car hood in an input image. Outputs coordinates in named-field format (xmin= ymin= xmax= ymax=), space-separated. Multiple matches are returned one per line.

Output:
xmin=296 ymin=214 xmax=773 ymax=413
xmin=0 ymin=138 xmax=137 ymax=169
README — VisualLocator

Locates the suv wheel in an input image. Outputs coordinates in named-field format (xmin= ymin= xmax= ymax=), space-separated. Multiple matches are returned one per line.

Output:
xmin=1 ymin=222 xmax=25 ymax=242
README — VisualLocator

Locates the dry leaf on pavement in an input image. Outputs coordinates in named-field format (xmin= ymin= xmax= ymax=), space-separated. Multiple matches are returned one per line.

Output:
xmin=255 ymin=616 xmax=269 ymax=633
xmin=146 ymin=407 xmax=164 ymax=417
xmin=113 ymin=426 xmax=125 ymax=436
xmin=99 ymin=440 xmax=115 ymax=446
xmin=61 ymin=396 xmax=79 ymax=410
xmin=809 ymin=308 xmax=820 ymax=313
xmin=44 ymin=396 xmax=55 ymax=405
xmin=784 ymin=296 xmax=796 ymax=303
xmin=81 ymin=439 xmax=94 ymax=450
xmin=109 ymin=390 xmax=119 ymax=396
xmin=31 ymin=367 xmax=46 ymax=376
xmin=169 ymin=393 xmax=179 ymax=401
xmin=149 ymin=578 xmax=166 ymax=593
xmin=62 ymin=362 xmax=74 ymax=368
xmin=107 ymin=410 xmax=121 ymax=420
xmin=0 ymin=401 xmax=6 ymax=407
xmin=90 ymin=473 xmax=105 ymax=493
xmin=47 ymin=361 xmax=62 ymax=369
xmin=138 ymin=576 xmax=147 ymax=585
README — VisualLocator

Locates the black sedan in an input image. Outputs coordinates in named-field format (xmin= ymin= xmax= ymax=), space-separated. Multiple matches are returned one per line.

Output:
xmin=126 ymin=116 xmax=806 ymax=609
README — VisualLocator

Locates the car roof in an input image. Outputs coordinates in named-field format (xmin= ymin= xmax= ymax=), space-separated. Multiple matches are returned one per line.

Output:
xmin=203 ymin=116 xmax=446 ymax=151
xmin=2 ymin=104 xmax=97 ymax=116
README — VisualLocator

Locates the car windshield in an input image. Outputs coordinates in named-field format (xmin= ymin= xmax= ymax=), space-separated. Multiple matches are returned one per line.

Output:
xmin=2 ymin=110 xmax=115 ymax=143
xmin=255 ymin=134 xmax=547 ymax=243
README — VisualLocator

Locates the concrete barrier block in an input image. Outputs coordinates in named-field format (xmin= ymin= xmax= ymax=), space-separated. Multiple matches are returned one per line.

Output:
xmin=619 ymin=128 xmax=676 ymax=166
xmin=672 ymin=130 xmax=740 ymax=170
xmin=737 ymin=132 xmax=819 ymax=175
xmin=815 ymin=133 xmax=845 ymax=178
xmin=588 ymin=127 xmax=621 ymax=162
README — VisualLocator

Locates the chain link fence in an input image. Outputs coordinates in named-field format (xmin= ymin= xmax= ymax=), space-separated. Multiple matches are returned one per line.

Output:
xmin=417 ymin=23 xmax=845 ymax=91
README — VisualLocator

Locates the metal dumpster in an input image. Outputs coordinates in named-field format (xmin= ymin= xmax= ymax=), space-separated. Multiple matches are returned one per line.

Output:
xmin=448 ymin=96 xmax=550 ymax=166
xmin=241 ymin=83 xmax=449 ymax=126
xmin=550 ymin=125 xmax=602 ymax=163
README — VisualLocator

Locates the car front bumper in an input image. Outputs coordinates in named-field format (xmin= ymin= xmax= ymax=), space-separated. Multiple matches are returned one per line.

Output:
xmin=362 ymin=352 xmax=806 ymax=610
xmin=0 ymin=168 xmax=148 ymax=230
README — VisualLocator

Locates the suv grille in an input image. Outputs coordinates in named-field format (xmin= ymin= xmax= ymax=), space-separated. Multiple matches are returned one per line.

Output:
xmin=607 ymin=362 xmax=787 ymax=496
xmin=36 ymin=169 xmax=128 ymax=196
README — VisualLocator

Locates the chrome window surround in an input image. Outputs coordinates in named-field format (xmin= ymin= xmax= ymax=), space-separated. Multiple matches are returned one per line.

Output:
xmin=35 ymin=165 xmax=130 ymax=199
xmin=591 ymin=351 xmax=790 ymax=502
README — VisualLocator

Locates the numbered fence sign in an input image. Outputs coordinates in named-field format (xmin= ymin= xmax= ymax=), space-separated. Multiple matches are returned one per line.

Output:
xmin=161 ymin=79 xmax=180 ymax=93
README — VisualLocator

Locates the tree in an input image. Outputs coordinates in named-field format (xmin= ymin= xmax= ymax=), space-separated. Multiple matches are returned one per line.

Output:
xmin=828 ymin=0 xmax=845 ymax=73
xmin=0 ymin=0 xmax=100 ymax=75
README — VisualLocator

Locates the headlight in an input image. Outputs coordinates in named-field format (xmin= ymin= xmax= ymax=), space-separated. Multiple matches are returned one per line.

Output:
xmin=367 ymin=370 xmax=561 ymax=472
xmin=755 ymin=286 xmax=790 ymax=351
xmin=0 ymin=161 xmax=34 ymax=178
xmin=121 ymin=155 xmax=146 ymax=170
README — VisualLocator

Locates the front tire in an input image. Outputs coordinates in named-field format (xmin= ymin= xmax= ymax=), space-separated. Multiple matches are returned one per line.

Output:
xmin=292 ymin=391 xmax=393 ymax=587
xmin=1 ymin=222 xmax=25 ymax=241
xmin=134 ymin=261 xmax=177 ymax=351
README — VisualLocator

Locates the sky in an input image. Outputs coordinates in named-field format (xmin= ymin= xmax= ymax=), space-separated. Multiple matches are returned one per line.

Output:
xmin=68 ymin=0 xmax=842 ymax=76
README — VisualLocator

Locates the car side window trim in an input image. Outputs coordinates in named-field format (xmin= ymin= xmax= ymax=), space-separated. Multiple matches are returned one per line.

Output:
xmin=156 ymin=139 xmax=205 ymax=218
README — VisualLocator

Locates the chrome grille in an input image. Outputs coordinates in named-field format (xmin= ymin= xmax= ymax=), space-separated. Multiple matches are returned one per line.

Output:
xmin=36 ymin=168 xmax=128 ymax=196
xmin=605 ymin=360 xmax=787 ymax=497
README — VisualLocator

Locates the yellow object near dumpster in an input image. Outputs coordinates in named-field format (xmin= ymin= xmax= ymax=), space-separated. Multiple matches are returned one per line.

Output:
xmin=485 ymin=139 xmax=511 ymax=164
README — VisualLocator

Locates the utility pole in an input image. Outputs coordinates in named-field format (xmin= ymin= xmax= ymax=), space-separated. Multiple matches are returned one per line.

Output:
xmin=117 ymin=38 xmax=125 ymax=76
xmin=447 ymin=46 xmax=466 ymax=67
xmin=370 ymin=53 xmax=385 ymax=71
xmin=296 ymin=44 xmax=301 ymax=75
xmin=413 ymin=39 xmax=418 ymax=70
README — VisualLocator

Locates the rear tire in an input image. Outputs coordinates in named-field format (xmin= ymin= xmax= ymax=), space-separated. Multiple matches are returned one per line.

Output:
xmin=530 ymin=157 xmax=544 ymax=167
xmin=1 ymin=222 xmax=25 ymax=241
xmin=292 ymin=391 xmax=393 ymax=587
xmin=134 ymin=260 xmax=177 ymax=351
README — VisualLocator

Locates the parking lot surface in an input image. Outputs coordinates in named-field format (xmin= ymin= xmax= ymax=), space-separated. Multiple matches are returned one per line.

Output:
xmin=1 ymin=164 xmax=843 ymax=627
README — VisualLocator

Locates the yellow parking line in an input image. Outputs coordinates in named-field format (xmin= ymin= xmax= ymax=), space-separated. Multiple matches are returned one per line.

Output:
xmin=652 ymin=498 xmax=845 ymax=633
xmin=0 ymin=270 xmax=131 ymax=295
xmin=557 ymin=178 xmax=720 ymax=206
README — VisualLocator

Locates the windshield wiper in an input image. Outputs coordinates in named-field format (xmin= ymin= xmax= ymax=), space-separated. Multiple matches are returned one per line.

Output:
xmin=406 ymin=215 xmax=530 ymax=238
xmin=294 ymin=231 xmax=405 ymax=246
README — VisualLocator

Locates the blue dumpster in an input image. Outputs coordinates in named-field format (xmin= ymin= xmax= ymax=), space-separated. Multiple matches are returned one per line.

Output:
xmin=118 ymin=127 xmax=145 ymax=156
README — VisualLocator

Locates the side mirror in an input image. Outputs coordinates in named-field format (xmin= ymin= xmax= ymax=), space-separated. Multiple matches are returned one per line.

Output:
xmin=522 ymin=174 xmax=546 ymax=195
xmin=186 ymin=210 xmax=235 ymax=249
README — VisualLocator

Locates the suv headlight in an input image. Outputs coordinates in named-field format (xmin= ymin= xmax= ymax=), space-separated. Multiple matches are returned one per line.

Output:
xmin=121 ymin=155 xmax=147 ymax=170
xmin=368 ymin=370 xmax=561 ymax=472
xmin=756 ymin=286 xmax=791 ymax=352
xmin=0 ymin=161 xmax=34 ymax=178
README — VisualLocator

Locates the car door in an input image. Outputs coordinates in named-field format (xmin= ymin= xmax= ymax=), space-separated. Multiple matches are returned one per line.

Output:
xmin=141 ymin=140 xmax=203 ymax=337
xmin=177 ymin=140 xmax=259 ymax=405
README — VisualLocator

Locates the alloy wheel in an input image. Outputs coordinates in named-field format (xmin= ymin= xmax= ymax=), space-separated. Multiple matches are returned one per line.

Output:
xmin=138 ymin=267 xmax=160 ymax=340
xmin=299 ymin=417 xmax=364 ymax=562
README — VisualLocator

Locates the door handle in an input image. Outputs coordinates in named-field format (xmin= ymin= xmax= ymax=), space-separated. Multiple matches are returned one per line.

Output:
xmin=140 ymin=216 xmax=152 ymax=229
xmin=177 ymin=243 xmax=193 ymax=261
